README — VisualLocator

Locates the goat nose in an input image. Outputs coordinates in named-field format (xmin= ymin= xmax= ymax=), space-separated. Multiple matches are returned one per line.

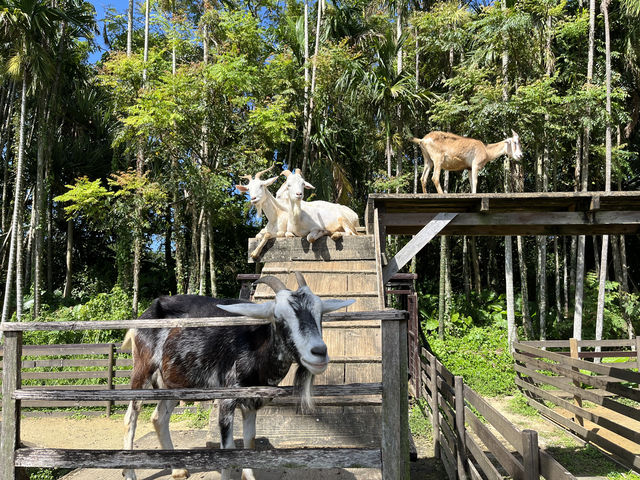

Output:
xmin=311 ymin=344 xmax=328 ymax=357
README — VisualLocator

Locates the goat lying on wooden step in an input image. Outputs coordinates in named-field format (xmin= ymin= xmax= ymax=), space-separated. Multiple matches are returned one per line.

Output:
xmin=122 ymin=273 xmax=354 ymax=480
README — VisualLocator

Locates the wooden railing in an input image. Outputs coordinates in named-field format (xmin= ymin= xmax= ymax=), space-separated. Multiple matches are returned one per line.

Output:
xmin=514 ymin=339 xmax=640 ymax=473
xmin=420 ymin=349 xmax=576 ymax=480
xmin=1 ymin=310 xmax=410 ymax=480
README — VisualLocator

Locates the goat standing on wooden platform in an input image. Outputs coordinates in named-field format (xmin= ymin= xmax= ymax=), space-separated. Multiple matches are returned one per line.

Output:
xmin=122 ymin=273 xmax=354 ymax=480
xmin=411 ymin=131 xmax=523 ymax=194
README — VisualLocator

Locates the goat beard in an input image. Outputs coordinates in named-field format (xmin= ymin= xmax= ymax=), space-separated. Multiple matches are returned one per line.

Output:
xmin=294 ymin=365 xmax=315 ymax=413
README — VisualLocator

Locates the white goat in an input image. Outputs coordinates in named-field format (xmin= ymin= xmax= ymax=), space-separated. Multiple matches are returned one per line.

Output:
xmin=279 ymin=169 xmax=360 ymax=242
xmin=236 ymin=166 xmax=289 ymax=259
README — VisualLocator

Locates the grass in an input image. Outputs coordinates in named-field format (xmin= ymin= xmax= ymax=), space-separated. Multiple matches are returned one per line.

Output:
xmin=506 ymin=392 xmax=538 ymax=417
xmin=547 ymin=444 xmax=640 ymax=479
xmin=409 ymin=398 xmax=433 ymax=439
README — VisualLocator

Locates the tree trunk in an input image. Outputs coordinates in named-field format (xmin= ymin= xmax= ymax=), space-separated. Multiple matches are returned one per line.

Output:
xmin=470 ymin=238 xmax=481 ymax=294
xmin=208 ymin=215 xmax=217 ymax=297
xmin=563 ymin=237 xmax=569 ymax=319
xmin=438 ymin=235 xmax=446 ymax=340
xmin=199 ymin=208 xmax=207 ymax=295
xmin=2 ymin=76 xmax=28 ymax=325
xmin=142 ymin=0 xmax=150 ymax=83
xmin=34 ymin=131 xmax=46 ymax=319
xmin=554 ymin=237 xmax=562 ymax=324
xmin=301 ymin=0 xmax=310 ymax=176
xmin=127 ymin=0 xmax=133 ymax=56
xmin=303 ymin=0 xmax=324 ymax=176
xmin=517 ymin=236 xmax=532 ymax=338
xmin=63 ymin=219 xmax=73 ymax=298
xmin=463 ymin=236 xmax=470 ymax=302
xmin=188 ymin=206 xmax=201 ymax=294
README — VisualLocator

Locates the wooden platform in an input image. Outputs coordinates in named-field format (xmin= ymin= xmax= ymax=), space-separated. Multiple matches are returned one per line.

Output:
xmin=367 ymin=191 xmax=640 ymax=236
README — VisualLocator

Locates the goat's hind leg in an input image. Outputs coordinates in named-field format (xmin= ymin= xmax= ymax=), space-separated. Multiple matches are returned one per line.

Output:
xmin=152 ymin=399 xmax=188 ymax=479
xmin=123 ymin=400 xmax=143 ymax=480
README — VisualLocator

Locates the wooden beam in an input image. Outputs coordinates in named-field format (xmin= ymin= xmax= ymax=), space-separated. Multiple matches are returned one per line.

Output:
xmin=13 ymin=383 xmax=383 ymax=402
xmin=1 ymin=331 xmax=22 ymax=480
xmin=382 ymin=212 xmax=457 ymax=284
xmin=14 ymin=447 xmax=382 ymax=470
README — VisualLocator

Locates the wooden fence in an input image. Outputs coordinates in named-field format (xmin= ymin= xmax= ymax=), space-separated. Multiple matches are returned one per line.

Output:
xmin=420 ymin=348 xmax=576 ymax=480
xmin=514 ymin=339 xmax=640 ymax=473
xmin=1 ymin=310 xmax=410 ymax=480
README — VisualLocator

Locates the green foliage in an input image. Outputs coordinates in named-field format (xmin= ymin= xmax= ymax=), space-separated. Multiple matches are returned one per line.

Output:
xmin=20 ymin=286 xmax=133 ymax=345
xmin=507 ymin=392 xmax=538 ymax=416
xmin=28 ymin=468 xmax=71 ymax=480
xmin=409 ymin=398 xmax=433 ymax=438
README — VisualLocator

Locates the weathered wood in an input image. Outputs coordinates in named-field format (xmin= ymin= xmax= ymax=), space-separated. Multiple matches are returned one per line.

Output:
xmin=514 ymin=363 xmax=640 ymax=421
xmin=517 ymin=339 xmax=636 ymax=348
xmin=515 ymin=377 xmax=640 ymax=445
xmin=381 ymin=313 xmax=409 ymax=480
xmin=439 ymin=429 xmax=457 ymax=480
xmin=380 ymin=211 xmax=640 ymax=236
xmin=515 ymin=342 xmax=640 ymax=383
xmin=107 ymin=343 xmax=115 ymax=416
xmin=13 ymin=382 xmax=382 ymax=402
xmin=514 ymin=352 xmax=640 ymax=403
xmin=247 ymin=236 xmax=376 ymax=263
xmin=373 ymin=208 xmax=386 ymax=310
xmin=0 ymin=310 xmax=405 ymax=332
xmin=455 ymin=376 xmax=468 ymax=480
xmin=464 ymin=432 xmax=502 ymax=480
xmin=539 ymin=450 xmax=578 ymax=480
xmin=1 ymin=331 xmax=22 ymax=480
xmin=0 ymin=343 xmax=114 ymax=356
xmin=14 ymin=447 xmax=382 ymax=469
xmin=524 ymin=395 xmax=640 ymax=471
xmin=521 ymin=430 xmax=539 ymax=480
xmin=463 ymin=385 xmax=523 ymax=454
xmin=429 ymin=354 xmax=441 ymax=459
xmin=465 ymin=405 xmax=525 ymax=479
xmin=382 ymin=212 xmax=457 ymax=284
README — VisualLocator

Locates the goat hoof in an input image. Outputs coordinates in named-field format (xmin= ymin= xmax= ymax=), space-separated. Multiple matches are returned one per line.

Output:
xmin=330 ymin=232 xmax=342 ymax=240
xmin=122 ymin=469 xmax=137 ymax=480
xmin=171 ymin=468 xmax=189 ymax=479
xmin=285 ymin=232 xmax=295 ymax=238
xmin=241 ymin=468 xmax=256 ymax=480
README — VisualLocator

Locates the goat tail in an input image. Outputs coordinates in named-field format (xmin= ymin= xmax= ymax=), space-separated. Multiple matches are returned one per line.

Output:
xmin=294 ymin=365 xmax=315 ymax=413
xmin=122 ymin=329 xmax=137 ymax=354
xmin=410 ymin=136 xmax=423 ymax=145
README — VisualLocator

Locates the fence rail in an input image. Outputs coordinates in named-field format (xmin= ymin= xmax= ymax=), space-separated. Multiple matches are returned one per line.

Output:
xmin=514 ymin=339 xmax=640 ymax=473
xmin=420 ymin=348 xmax=576 ymax=480
xmin=1 ymin=310 xmax=409 ymax=480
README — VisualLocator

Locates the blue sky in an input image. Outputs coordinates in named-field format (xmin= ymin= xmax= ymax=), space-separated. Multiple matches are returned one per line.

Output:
xmin=89 ymin=0 xmax=128 ymax=63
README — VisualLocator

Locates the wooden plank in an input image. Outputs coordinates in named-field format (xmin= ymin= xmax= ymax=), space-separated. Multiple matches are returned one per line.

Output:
xmin=521 ymin=430 xmax=539 ymax=480
xmin=464 ymin=432 xmax=502 ymax=480
xmin=539 ymin=450 xmax=578 ymax=480
xmin=382 ymin=212 xmax=457 ymax=284
xmin=455 ymin=377 xmax=469 ymax=480
xmin=0 ymin=310 xmax=405 ymax=332
xmin=514 ymin=352 xmax=640 ymax=403
xmin=381 ymin=312 xmax=409 ymax=480
xmin=514 ymin=363 xmax=640 ymax=421
xmin=515 ymin=377 xmax=640 ymax=445
xmin=13 ymin=383 xmax=383 ymax=402
xmin=373 ymin=208 xmax=386 ymax=310
xmin=515 ymin=342 xmax=640 ymax=384
xmin=464 ymin=406 xmax=525 ymax=479
xmin=524 ymin=396 xmax=640 ymax=470
xmin=14 ymin=447 xmax=382 ymax=469
xmin=439 ymin=430 xmax=457 ymax=480
xmin=247 ymin=236 xmax=376 ymax=263
xmin=464 ymin=385 xmax=523 ymax=454
xmin=1 ymin=331 xmax=22 ymax=480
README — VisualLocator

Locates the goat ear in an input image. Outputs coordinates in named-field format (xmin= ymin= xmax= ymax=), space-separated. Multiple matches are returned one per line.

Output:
xmin=217 ymin=301 xmax=275 ymax=319
xmin=321 ymin=299 xmax=355 ymax=313
xmin=304 ymin=181 xmax=315 ymax=190
xmin=263 ymin=176 xmax=279 ymax=186
xmin=236 ymin=184 xmax=249 ymax=192
xmin=511 ymin=129 xmax=518 ymax=139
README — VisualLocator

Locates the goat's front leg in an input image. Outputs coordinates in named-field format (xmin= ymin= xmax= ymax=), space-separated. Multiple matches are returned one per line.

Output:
xmin=470 ymin=164 xmax=479 ymax=194
xmin=250 ymin=232 xmax=272 ymax=259
xmin=152 ymin=399 xmax=188 ymax=479
xmin=241 ymin=408 xmax=257 ymax=480
xmin=122 ymin=400 xmax=143 ymax=480
xmin=307 ymin=229 xmax=328 ymax=243
xmin=219 ymin=399 xmax=237 ymax=480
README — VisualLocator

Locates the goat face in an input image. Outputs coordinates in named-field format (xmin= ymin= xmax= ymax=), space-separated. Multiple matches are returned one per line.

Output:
xmin=237 ymin=175 xmax=279 ymax=206
xmin=218 ymin=274 xmax=353 ymax=375
xmin=281 ymin=169 xmax=315 ymax=202
xmin=508 ymin=130 xmax=523 ymax=161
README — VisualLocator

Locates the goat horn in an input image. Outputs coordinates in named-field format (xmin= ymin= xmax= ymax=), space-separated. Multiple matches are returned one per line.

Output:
xmin=240 ymin=174 xmax=253 ymax=181
xmin=294 ymin=168 xmax=301 ymax=175
xmin=295 ymin=271 xmax=308 ymax=288
xmin=254 ymin=275 xmax=288 ymax=294
xmin=254 ymin=165 xmax=274 ymax=180
xmin=282 ymin=169 xmax=292 ymax=177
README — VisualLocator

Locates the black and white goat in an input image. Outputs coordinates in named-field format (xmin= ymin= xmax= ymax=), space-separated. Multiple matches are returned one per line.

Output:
xmin=122 ymin=273 xmax=354 ymax=480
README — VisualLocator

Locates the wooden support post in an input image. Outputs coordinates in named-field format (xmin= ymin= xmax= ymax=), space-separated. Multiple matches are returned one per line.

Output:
xmin=429 ymin=353 xmax=440 ymax=459
xmin=569 ymin=338 xmax=584 ymax=426
xmin=454 ymin=376 xmax=468 ymax=480
xmin=635 ymin=336 xmax=640 ymax=371
xmin=106 ymin=343 xmax=115 ymax=417
xmin=2 ymin=331 xmax=23 ymax=480
xmin=522 ymin=429 xmax=540 ymax=480
xmin=381 ymin=314 xmax=409 ymax=480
